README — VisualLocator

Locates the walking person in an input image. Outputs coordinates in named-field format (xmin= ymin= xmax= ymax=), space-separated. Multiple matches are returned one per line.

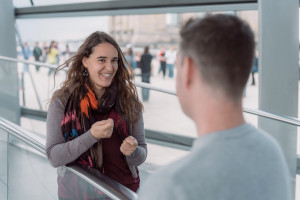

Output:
xmin=124 ymin=46 xmax=136 ymax=78
xmin=165 ymin=47 xmax=176 ymax=78
xmin=251 ymin=55 xmax=258 ymax=85
xmin=33 ymin=42 xmax=42 ymax=72
xmin=140 ymin=46 xmax=153 ymax=102
xmin=158 ymin=47 xmax=167 ymax=78
xmin=125 ymin=46 xmax=136 ymax=70
xmin=22 ymin=42 xmax=30 ymax=72
xmin=46 ymin=31 xmax=147 ymax=199
xmin=42 ymin=41 xmax=49 ymax=63
xmin=47 ymin=41 xmax=59 ymax=76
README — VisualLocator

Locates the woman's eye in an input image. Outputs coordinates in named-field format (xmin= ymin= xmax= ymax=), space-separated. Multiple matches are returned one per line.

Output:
xmin=98 ymin=59 xmax=105 ymax=63
xmin=112 ymin=59 xmax=118 ymax=63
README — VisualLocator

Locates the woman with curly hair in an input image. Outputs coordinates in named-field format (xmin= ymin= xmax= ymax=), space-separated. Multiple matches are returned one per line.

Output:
xmin=46 ymin=31 xmax=146 ymax=197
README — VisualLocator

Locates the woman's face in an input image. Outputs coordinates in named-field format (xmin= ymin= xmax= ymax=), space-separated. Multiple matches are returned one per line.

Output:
xmin=82 ymin=42 xmax=119 ymax=93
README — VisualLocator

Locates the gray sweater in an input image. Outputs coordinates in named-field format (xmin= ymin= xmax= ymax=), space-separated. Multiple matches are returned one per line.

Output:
xmin=139 ymin=123 xmax=291 ymax=200
xmin=46 ymin=96 xmax=147 ymax=178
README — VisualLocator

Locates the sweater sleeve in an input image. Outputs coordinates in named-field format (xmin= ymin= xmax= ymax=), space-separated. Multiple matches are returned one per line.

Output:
xmin=45 ymin=97 xmax=98 ymax=168
xmin=125 ymin=112 xmax=147 ymax=166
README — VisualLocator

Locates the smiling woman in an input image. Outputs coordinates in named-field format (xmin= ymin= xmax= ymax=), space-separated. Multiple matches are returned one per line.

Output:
xmin=45 ymin=31 xmax=146 ymax=199
xmin=82 ymin=42 xmax=119 ymax=98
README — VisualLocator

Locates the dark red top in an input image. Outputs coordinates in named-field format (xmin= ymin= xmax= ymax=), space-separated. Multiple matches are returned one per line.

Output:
xmin=93 ymin=109 xmax=140 ymax=192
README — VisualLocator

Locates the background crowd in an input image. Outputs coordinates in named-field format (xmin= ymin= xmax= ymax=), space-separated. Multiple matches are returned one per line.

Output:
xmin=20 ymin=41 xmax=259 ymax=102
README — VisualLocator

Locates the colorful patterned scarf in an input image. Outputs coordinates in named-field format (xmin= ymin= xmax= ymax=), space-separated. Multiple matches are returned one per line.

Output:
xmin=61 ymin=80 xmax=129 ymax=169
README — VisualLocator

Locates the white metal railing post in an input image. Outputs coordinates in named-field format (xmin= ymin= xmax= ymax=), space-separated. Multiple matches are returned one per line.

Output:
xmin=258 ymin=0 xmax=299 ymax=198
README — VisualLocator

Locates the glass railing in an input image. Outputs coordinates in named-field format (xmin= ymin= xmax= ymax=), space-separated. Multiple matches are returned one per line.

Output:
xmin=0 ymin=116 xmax=138 ymax=200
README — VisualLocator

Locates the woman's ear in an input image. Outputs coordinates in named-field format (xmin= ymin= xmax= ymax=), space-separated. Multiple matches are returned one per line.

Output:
xmin=82 ymin=57 xmax=88 ymax=68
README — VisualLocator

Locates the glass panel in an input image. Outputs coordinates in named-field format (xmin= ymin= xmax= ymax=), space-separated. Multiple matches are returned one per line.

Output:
xmin=16 ymin=17 xmax=109 ymax=42
xmin=0 ymin=123 xmax=131 ymax=200
xmin=0 ymin=60 xmax=20 ymax=124
xmin=238 ymin=10 xmax=259 ymax=109
xmin=15 ymin=10 xmax=259 ymax=117
xmin=13 ymin=0 xmax=31 ymax=8
xmin=57 ymin=166 xmax=112 ymax=200
xmin=137 ymin=88 xmax=197 ymax=138
xmin=14 ymin=11 xmax=260 ymax=176
xmin=7 ymin=133 xmax=57 ymax=200
xmin=0 ymin=129 xmax=8 ymax=200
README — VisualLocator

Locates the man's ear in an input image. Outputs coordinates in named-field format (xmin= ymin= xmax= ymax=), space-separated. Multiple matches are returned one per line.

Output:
xmin=183 ymin=56 xmax=195 ymax=89
xmin=82 ymin=57 xmax=88 ymax=68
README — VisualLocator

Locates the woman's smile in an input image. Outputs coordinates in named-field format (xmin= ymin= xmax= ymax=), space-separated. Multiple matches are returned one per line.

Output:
xmin=99 ymin=72 xmax=113 ymax=78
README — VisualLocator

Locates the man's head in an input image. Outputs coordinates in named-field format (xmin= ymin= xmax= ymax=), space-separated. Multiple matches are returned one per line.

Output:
xmin=176 ymin=14 xmax=255 ymax=116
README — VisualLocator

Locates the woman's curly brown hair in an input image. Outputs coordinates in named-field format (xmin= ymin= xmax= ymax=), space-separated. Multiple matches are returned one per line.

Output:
xmin=52 ymin=31 xmax=143 ymax=125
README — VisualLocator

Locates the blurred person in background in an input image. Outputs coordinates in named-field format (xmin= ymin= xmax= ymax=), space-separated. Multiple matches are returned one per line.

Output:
xmin=62 ymin=44 xmax=71 ymax=62
xmin=55 ymin=41 xmax=60 ymax=65
xmin=47 ymin=41 xmax=59 ymax=76
xmin=165 ymin=46 xmax=177 ymax=78
xmin=135 ymin=51 xmax=142 ymax=70
xmin=124 ymin=45 xmax=136 ymax=70
xmin=139 ymin=14 xmax=291 ymax=200
xmin=33 ymin=42 xmax=42 ymax=72
xmin=140 ymin=46 xmax=153 ymax=102
xmin=124 ymin=45 xmax=136 ymax=78
xmin=22 ymin=42 xmax=30 ymax=72
xmin=251 ymin=51 xmax=258 ymax=86
xmin=158 ymin=47 xmax=167 ymax=78
xmin=42 ymin=41 xmax=49 ymax=62
xmin=46 ymin=31 xmax=147 ymax=199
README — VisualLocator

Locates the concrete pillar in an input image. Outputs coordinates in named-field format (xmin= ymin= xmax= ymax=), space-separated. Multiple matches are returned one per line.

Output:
xmin=0 ymin=0 xmax=20 ymax=124
xmin=258 ymin=0 xmax=298 ymax=197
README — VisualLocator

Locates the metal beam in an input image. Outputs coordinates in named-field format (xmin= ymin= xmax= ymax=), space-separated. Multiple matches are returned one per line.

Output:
xmin=15 ymin=0 xmax=257 ymax=19
xmin=0 ymin=0 xmax=19 ymax=125
xmin=20 ymin=107 xmax=47 ymax=121
xmin=258 ymin=0 xmax=299 ymax=198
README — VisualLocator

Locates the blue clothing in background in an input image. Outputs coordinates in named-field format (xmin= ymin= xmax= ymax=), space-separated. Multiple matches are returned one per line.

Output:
xmin=125 ymin=55 xmax=136 ymax=70
xmin=22 ymin=46 xmax=31 ymax=72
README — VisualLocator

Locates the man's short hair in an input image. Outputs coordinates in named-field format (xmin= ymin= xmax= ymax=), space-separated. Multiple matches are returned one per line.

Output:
xmin=180 ymin=14 xmax=255 ymax=99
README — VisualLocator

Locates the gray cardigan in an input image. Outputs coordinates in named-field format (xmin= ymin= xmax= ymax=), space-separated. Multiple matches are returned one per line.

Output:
xmin=46 ymin=96 xmax=147 ymax=178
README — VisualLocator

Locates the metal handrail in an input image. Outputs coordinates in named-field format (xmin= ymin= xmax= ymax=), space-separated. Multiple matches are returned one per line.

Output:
xmin=134 ymin=81 xmax=176 ymax=96
xmin=0 ymin=117 xmax=45 ymax=153
xmin=0 ymin=55 xmax=57 ymax=69
xmin=1 ymin=55 xmax=300 ymax=127
xmin=0 ymin=116 xmax=138 ymax=200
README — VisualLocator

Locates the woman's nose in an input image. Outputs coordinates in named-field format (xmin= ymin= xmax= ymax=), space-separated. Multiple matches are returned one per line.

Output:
xmin=105 ymin=62 xmax=113 ymax=71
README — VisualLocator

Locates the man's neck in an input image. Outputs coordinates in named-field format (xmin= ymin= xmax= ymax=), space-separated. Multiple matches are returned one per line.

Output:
xmin=194 ymin=99 xmax=245 ymax=137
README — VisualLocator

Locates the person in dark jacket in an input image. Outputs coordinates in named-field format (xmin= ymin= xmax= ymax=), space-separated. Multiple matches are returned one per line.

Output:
xmin=33 ymin=42 xmax=42 ymax=72
xmin=140 ymin=46 xmax=153 ymax=102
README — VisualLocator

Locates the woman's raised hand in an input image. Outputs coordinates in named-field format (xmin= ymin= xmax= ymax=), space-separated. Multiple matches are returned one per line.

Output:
xmin=120 ymin=136 xmax=138 ymax=156
xmin=91 ymin=118 xmax=114 ymax=140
